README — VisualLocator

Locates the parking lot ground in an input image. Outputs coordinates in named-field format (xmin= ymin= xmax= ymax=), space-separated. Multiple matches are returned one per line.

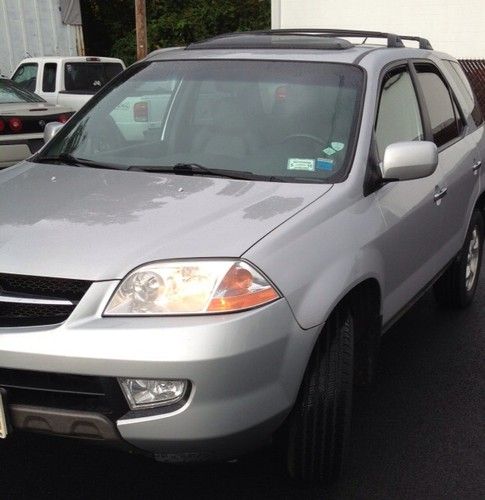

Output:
xmin=0 ymin=263 xmax=484 ymax=499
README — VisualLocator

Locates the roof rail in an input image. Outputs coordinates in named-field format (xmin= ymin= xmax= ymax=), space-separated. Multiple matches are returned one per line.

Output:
xmin=189 ymin=29 xmax=433 ymax=50
xmin=398 ymin=35 xmax=433 ymax=50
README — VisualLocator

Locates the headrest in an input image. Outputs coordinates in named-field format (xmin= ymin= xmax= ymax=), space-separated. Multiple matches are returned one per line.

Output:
xmin=211 ymin=98 xmax=248 ymax=132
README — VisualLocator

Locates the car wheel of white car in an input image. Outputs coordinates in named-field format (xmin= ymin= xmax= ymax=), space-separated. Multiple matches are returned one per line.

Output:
xmin=434 ymin=210 xmax=484 ymax=308
xmin=284 ymin=304 xmax=354 ymax=484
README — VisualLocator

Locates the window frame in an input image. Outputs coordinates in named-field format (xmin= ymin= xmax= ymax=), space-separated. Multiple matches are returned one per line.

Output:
xmin=373 ymin=62 xmax=427 ymax=159
xmin=11 ymin=62 xmax=39 ymax=92
xmin=365 ymin=59 xmax=432 ymax=196
xmin=410 ymin=59 xmax=468 ymax=151
xmin=42 ymin=62 xmax=58 ymax=93
xmin=365 ymin=57 xmax=470 ymax=196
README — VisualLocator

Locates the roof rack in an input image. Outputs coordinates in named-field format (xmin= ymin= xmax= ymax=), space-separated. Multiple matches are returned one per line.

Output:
xmin=187 ymin=29 xmax=433 ymax=51
xmin=398 ymin=34 xmax=433 ymax=50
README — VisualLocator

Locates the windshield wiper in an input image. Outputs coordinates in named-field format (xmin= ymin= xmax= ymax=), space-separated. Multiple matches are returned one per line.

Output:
xmin=34 ymin=153 xmax=122 ymax=171
xmin=128 ymin=162 xmax=265 ymax=180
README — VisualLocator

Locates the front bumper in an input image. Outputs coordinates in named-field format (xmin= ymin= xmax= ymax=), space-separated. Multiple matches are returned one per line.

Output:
xmin=0 ymin=281 xmax=319 ymax=460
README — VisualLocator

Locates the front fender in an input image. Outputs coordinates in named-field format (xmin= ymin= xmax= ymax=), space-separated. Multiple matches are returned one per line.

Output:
xmin=244 ymin=185 xmax=386 ymax=330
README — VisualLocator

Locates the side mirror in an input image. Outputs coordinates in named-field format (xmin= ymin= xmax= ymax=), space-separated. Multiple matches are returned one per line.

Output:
xmin=380 ymin=141 xmax=438 ymax=181
xmin=43 ymin=122 xmax=64 ymax=143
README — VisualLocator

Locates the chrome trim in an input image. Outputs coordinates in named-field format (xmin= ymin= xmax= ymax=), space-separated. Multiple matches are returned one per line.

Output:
xmin=0 ymin=293 xmax=74 ymax=306
xmin=434 ymin=186 xmax=448 ymax=202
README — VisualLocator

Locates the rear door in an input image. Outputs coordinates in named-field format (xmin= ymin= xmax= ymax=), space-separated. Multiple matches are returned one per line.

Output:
xmin=412 ymin=61 xmax=481 ymax=260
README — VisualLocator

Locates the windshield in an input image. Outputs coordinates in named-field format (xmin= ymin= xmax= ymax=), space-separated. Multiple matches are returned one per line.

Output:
xmin=0 ymin=79 xmax=44 ymax=104
xmin=64 ymin=62 xmax=124 ymax=93
xmin=40 ymin=60 xmax=364 ymax=182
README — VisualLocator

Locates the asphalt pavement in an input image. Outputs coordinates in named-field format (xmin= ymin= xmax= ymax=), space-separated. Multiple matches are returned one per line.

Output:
xmin=0 ymin=264 xmax=483 ymax=499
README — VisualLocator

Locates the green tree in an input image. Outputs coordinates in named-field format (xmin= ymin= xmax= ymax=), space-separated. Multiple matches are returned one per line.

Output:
xmin=81 ymin=0 xmax=271 ymax=65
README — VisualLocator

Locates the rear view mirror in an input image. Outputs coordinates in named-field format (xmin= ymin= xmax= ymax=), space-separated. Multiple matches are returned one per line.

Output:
xmin=381 ymin=141 xmax=438 ymax=181
xmin=43 ymin=122 xmax=64 ymax=143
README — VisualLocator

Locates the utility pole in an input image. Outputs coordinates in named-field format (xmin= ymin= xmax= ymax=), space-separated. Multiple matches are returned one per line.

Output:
xmin=135 ymin=0 xmax=148 ymax=60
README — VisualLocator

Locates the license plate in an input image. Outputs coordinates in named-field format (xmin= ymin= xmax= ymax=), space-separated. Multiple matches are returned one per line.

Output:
xmin=0 ymin=389 xmax=7 ymax=439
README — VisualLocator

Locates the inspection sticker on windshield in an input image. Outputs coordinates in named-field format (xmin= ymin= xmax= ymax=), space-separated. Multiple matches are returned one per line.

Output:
xmin=287 ymin=158 xmax=315 ymax=171
xmin=316 ymin=158 xmax=335 ymax=171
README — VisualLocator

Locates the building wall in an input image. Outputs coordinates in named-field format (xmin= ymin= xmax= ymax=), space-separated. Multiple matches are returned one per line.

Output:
xmin=0 ymin=0 xmax=81 ymax=77
xmin=271 ymin=0 xmax=485 ymax=59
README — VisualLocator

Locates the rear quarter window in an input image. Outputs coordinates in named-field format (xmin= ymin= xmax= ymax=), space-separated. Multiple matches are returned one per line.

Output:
xmin=64 ymin=62 xmax=124 ymax=93
xmin=442 ymin=60 xmax=483 ymax=127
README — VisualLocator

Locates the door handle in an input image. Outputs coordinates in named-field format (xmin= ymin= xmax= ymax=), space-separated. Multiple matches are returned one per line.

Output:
xmin=434 ymin=186 xmax=448 ymax=203
xmin=472 ymin=160 xmax=482 ymax=173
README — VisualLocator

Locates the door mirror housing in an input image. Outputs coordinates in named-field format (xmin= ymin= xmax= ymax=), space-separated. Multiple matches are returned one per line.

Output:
xmin=43 ymin=122 xmax=64 ymax=143
xmin=380 ymin=141 xmax=438 ymax=181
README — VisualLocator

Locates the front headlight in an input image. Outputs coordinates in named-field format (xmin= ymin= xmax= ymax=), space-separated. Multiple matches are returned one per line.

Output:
xmin=104 ymin=260 xmax=280 ymax=315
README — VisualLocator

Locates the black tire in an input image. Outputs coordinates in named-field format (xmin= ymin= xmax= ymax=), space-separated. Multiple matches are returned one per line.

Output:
xmin=434 ymin=210 xmax=484 ymax=308
xmin=285 ymin=305 xmax=354 ymax=484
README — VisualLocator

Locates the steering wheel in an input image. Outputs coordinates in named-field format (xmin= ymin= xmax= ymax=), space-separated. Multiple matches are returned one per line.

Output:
xmin=281 ymin=134 xmax=326 ymax=146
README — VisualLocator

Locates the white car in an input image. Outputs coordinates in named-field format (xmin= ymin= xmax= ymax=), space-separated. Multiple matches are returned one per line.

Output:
xmin=11 ymin=56 xmax=125 ymax=111
xmin=0 ymin=79 xmax=74 ymax=168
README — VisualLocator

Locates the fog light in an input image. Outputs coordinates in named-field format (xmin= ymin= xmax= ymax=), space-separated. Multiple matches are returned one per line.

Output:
xmin=119 ymin=378 xmax=187 ymax=410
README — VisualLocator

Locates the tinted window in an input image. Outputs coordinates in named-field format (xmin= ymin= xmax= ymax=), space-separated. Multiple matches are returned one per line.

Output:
xmin=64 ymin=62 xmax=124 ymax=93
xmin=375 ymin=67 xmax=424 ymax=158
xmin=415 ymin=63 xmax=463 ymax=147
xmin=11 ymin=63 xmax=38 ymax=92
xmin=42 ymin=63 xmax=57 ymax=92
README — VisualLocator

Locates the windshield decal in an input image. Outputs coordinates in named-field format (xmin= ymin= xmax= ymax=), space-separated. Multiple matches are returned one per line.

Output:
xmin=287 ymin=158 xmax=316 ymax=172
xmin=316 ymin=158 xmax=335 ymax=171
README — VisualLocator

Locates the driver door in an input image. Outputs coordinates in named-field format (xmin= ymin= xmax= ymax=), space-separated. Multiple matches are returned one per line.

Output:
xmin=374 ymin=64 xmax=447 ymax=322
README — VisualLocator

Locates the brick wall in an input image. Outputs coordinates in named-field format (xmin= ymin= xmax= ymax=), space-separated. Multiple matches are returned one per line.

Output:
xmin=459 ymin=60 xmax=485 ymax=115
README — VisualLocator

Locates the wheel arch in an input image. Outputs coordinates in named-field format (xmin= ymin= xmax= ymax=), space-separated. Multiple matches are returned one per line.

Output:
xmin=334 ymin=278 xmax=382 ymax=386
xmin=301 ymin=277 xmax=383 ymax=390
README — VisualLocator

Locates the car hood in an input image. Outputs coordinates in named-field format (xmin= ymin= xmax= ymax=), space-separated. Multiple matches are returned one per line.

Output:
xmin=0 ymin=102 xmax=73 ymax=115
xmin=0 ymin=162 xmax=332 ymax=280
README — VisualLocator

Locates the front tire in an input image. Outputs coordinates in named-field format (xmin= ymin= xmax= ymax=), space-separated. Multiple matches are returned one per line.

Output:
xmin=434 ymin=210 xmax=484 ymax=308
xmin=285 ymin=305 xmax=354 ymax=484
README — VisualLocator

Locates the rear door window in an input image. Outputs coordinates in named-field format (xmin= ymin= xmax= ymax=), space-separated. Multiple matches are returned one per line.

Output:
xmin=375 ymin=66 xmax=424 ymax=158
xmin=42 ymin=63 xmax=57 ymax=92
xmin=414 ymin=63 xmax=464 ymax=147
xmin=11 ymin=63 xmax=38 ymax=93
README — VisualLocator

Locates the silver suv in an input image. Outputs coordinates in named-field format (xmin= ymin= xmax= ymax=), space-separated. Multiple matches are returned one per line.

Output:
xmin=0 ymin=30 xmax=483 ymax=484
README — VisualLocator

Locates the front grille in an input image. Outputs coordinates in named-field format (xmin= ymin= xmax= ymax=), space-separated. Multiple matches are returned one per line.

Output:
xmin=0 ymin=273 xmax=92 ymax=327
xmin=0 ymin=302 xmax=74 ymax=327
xmin=0 ymin=273 xmax=91 ymax=301
xmin=0 ymin=368 xmax=128 ymax=420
